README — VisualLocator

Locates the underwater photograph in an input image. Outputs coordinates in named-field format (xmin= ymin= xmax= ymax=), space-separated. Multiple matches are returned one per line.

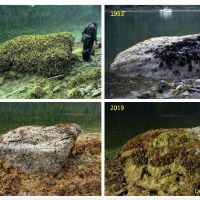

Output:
xmin=105 ymin=102 xmax=200 ymax=196
xmin=0 ymin=102 xmax=101 ymax=195
xmin=0 ymin=5 xmax=101 ymax=99
xmin=105 ymin=5 xmax=200 ymax=99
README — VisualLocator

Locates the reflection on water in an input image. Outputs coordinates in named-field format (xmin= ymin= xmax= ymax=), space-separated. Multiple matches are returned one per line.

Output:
xmin=105 ymin=103 xmax=200 ymax=150
xmin=105 ymin=10 xmax=200 ymax=72
xmin=0 ymin=103 xmax=101 ymax=134
xmin=159 ymin=11 xmax=173 ymax=19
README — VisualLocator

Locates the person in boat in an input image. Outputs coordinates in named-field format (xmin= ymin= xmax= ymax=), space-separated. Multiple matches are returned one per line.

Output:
xmin=81 ymin=22 xmax=98 ymax=62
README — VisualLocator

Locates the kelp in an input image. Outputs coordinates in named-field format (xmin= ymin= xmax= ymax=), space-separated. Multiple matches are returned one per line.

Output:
xmin=0 ymin=32 xmax=76 ymax=77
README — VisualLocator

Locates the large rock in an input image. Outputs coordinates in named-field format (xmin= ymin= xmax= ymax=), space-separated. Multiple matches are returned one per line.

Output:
xmin=106 ymin=127 xmax=200 ymax=196
xmin=111 ymin=34 xmax=200 ymax=79
xmin=0 ymin=133 xmax=100 ymax=196
xmin=0 ymin=32 xmax=76 ymax=77
xmin=0 ymin=123 xmax=81 ymax=175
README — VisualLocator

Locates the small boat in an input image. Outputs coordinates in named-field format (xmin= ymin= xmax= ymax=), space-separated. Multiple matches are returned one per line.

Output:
xmin=159 ymin=7 xmax=173 ymax=13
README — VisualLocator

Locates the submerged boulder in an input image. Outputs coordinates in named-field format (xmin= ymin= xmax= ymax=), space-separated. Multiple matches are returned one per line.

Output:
xmin=106 ymin=127 xmax=200 ymax=196
xmin=0 ymin=123 xmax=81 ymax=175
xmin=0 ymin=133 xmax=100 ymax=196
xmin=0 ymin=32 xmax=76 ymax=77
xmin=111 ymin=34 xmax=200 ymax=79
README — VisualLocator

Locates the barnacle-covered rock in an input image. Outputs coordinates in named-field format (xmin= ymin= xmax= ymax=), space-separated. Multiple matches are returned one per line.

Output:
xmin=111 ymin=34 xmax=200 ymax=79
xmin=106 ymin=127 xmax=200 ymax=196
xmin=0 ymin=123 xmax=81 ymax=175
xmin=0 ymin=32 xmax=76 ymax=77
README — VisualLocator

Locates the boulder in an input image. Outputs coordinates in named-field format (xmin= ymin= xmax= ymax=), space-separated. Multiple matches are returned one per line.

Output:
xmin=0 ymin=32 xmax=76 ymax=77
xmin=0 ymin=133 xmax=100 ymax=196
xmin=111 ymin=34 xmax=200 ymax=79
xmin=106 ymin=127 xmax=200 ymax=195
xmin=0 ymin=123 xmax=81 ymax=175
xmin=158 ymin=80 xmax=171 ymax=93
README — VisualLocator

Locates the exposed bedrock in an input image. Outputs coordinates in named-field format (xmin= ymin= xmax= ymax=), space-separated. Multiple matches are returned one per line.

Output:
xmin=0 ymin=123 xmax=81 ymax=175
xmin=111 ymin=34 xmax=200 ymax=79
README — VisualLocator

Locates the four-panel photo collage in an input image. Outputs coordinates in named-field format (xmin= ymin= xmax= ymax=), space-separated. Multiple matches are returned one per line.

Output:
xmin=0 ymin=4 xmax=200 ymax=197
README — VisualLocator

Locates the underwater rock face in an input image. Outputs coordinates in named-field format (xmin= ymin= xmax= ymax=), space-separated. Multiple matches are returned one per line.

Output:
xmin=106 ymin=127 xmax=200 ymax=196
xmin=0 ymin=123 xmax=81 ymax=175
xmin=0 ymin=32 xmax=76 ymax=77
xmin=0 ymin=133 xmax=100 ymax=196
xmin=111 ymin=34 xmax=200 ymax=79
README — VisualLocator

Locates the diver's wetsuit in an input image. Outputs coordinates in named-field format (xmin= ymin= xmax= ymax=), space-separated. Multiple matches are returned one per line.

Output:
xmin=81 ymin=23 xmax=97 ymax=61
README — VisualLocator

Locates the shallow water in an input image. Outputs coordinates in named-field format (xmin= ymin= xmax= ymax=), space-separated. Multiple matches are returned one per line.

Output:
xmin=0 ymin=103 xmax=101 ymax=134
xmin=105 ymin=102 xmax=200 ymax=151
xmin=0 ymin=5 xmax=101 ymax=43
xmin=105 ymin=10 xmax=200 ymax=72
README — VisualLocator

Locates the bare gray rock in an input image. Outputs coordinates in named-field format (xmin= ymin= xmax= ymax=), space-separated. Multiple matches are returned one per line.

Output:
xmin=0 ymin=123 xmax=81 ymax=175
xmin=111 ymin=34 xmax=200 ymax=79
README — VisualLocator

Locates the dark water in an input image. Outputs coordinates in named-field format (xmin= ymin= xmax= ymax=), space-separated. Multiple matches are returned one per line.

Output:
xmin=105 ymin=103 xmax=200 ymax=150
xmin=0 ymin=5 xmax=101 ymax=43
xmin=0 ymin=103 xmax=101 ymax=135
xmin=105 ymin=10 xmax=200 ymax=72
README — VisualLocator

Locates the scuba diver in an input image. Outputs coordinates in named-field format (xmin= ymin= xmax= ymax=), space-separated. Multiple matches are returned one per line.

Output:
xmin=81 ymin=22 xmax=98 ymax=62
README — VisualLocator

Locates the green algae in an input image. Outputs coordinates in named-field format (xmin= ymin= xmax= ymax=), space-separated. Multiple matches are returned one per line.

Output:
xmin=0 ymin=67 xmax=101 ymax=99
xmin=0 ymin=38 xmax=101 ymax=99
xmin=106 ymin=128 xmax=200 ymax=196
xmin=0 ymin=32 xmax=75 ymax=77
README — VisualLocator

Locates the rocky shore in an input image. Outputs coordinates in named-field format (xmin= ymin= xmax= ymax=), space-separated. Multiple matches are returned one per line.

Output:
xmin=107 ymin=76 xmax=200 ymax=99
xmin=108 ymin=34 xmax=200 ymax=99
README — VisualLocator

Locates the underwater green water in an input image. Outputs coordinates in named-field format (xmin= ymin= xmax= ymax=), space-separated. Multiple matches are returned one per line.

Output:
xmin=105 ymin=103 xmax=200 ymax=157
xmin=105 ymin=10 xmax=200 ymax=72
xmin=0 ymin=103 xmax=101 ymax=134
xmin=0 ymin=5 xmax=101 ymax=43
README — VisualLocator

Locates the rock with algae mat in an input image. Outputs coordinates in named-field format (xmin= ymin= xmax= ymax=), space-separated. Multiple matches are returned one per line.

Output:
xmin=0 ymin=123 xmax=81 ymax=175
xmin=0 ymin=133 xmax=101 ymax=196
xmin=111 ymin=34 xmax=200 ymax=79
xmin=0 ymin=41 xmax=101 ymax=99
xmin=106 ymin=127 xmax=200 ymax=196
xmin=0 ymin=32 xmax=76 ymax=77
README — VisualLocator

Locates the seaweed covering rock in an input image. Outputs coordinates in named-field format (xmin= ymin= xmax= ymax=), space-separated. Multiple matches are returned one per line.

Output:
xmin=0 ymin=123 xmax=81 ymax=175
xmin=154 ymin=36 xmax=200 ymax=71
xmin=106 ymin=127 xmax=200 ymax=196
xmin=0 ymin=133 xmax=100 ymax=196
xmin=111 ymin=34 xmax=200 ymax=79
xmin=0 ymin=32 xmax=76 ymax=77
